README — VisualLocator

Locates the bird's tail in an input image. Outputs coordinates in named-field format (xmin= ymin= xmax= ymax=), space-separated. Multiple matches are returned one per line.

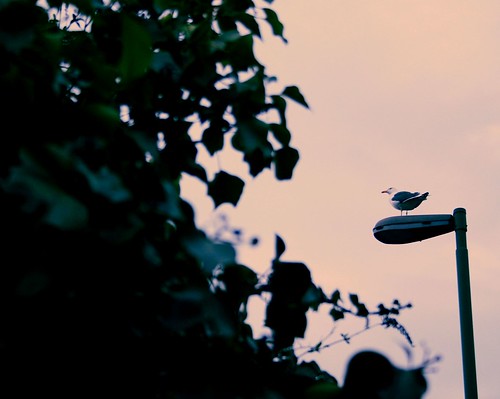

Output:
xmin=421 ymin=192 xmax=430 ymax=200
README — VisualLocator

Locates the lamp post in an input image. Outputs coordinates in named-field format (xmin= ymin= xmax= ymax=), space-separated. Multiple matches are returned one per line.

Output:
xmin=373 ymin=208 xmax=478 ymax=399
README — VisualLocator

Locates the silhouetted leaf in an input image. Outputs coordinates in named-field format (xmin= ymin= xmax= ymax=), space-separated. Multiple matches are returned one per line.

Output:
xmin=158 ymin=180 xmax=185 ymax=220
xmin=243 ymin=146 xmax=273 ymax=176
xmin=208 ymin=171 xmax=245 ymax=207
xmin=223 ymin=34 xmax=261 ymax=71
xmin=377 ymin=304 xmax=390 ymax=315
xmin=150 ymin=50 xmax=181 ymax=78
xmin=184 ymin=162 xmax=208 ymax=183
xmin=274 ymin=146 xmax=299 ymax=180
xmin=355 ymin=303 xmax=369 ymax=317
xmin=202 ymin=125 xmax=225 ymax=155
xmin=233 ymin=71 xmax=266 ymax=103
xmin=85 ymin=103 xmax=122 ymax=129
xmin=269 ymin=261 xmax=311 ymax=295
xmin=330 ymin=308 xmax=345 ymax=321
xmin=275 ymin=234 xmax=286 ymax=260
xmin=263 ymin=8 xmax=286 ymax=42
xmin=218 ymin=263 xmax=258 ymax=298
xmin=237 ymin=12 xmax=261 ymax=38
xmin=349 ymin=294 xmax=360 ymax=306
xmin=4 ymin=149 xmax=89 ymax=230
xmin=350 ymin=294 xmax=369 ymax=317
xmin=78 ymin=165 xmax=131 ymax=203
xmin=271 ymin=94 xmax=287 ymax=123
xmin=331 ymin=290 xmax=342 ymax=305
xmin=182 ymin=233 xmax=237 ymax=272
xmin=269 ymin=123 xmax=291 ymax=146
xmin=167 ymin=287 xmax=236 ymax=337
xmin=231 ymin=117 xmax=269 ymax=153
xmin=282 ymin=85 xmax=309 ymax=109
xmin=304 ymin=285 xmax=327 ymax=311
xmin=265 ymin=260 xmax=312 ymax=350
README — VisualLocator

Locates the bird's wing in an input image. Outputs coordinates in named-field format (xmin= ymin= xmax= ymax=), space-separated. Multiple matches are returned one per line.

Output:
xmin=391 ymin=191 xmax=420 ymax=202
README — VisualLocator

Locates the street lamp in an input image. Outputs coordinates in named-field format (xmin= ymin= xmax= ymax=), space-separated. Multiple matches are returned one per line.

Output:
xmin=373 ymin=208 xmax=478 ymax=399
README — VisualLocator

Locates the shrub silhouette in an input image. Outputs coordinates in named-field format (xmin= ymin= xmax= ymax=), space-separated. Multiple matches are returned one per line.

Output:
xmin=0 ymin=1 xmax=417 ymax=398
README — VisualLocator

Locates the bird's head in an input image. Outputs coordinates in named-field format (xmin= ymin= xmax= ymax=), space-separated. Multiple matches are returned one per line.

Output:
xmin=382 ymin=187 xmax=396 ymax=194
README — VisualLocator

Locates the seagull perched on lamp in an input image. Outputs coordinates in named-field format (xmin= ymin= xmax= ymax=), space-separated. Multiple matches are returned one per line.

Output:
xmin=382 ymin=187 xmax=429 ymax=215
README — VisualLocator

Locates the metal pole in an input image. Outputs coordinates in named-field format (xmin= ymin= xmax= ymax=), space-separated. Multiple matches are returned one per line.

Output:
xmin=453 ymin=208 xmax=478 ymax=399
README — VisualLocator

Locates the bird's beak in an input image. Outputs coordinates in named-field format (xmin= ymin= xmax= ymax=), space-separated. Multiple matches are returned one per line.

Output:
xmin=381 ymin=190 xmax=387 ymax=193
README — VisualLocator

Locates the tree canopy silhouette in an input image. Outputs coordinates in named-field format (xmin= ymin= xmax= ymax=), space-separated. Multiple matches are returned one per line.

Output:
xmin=0 ymin=1 xmax=416 ymax=398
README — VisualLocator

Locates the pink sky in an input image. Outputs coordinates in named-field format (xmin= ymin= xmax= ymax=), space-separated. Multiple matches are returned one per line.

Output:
xmin=182 ymin=1 xmax=500 ymax=398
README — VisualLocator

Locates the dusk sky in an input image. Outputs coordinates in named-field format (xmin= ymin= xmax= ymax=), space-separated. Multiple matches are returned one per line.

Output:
xmin=182 ymin=1 xmax=500 ymax=398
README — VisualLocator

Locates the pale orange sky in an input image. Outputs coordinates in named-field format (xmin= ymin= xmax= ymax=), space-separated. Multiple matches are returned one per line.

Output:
xmin=182 ymin=1 xmax=500 ymax=398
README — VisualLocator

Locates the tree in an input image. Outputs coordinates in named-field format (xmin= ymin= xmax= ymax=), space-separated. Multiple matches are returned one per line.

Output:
xmin=0 ymin=1 xmax=414 ymax=398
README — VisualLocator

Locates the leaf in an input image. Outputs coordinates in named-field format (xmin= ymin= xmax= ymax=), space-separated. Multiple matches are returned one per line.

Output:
xmin=202 ymin=125 xmax=225 ymax=155
xmin=243 ymin=146 xmax=273 ymax=177
xmin=269 ymin=261 xmax=311 ymax=294
xmin=127 ymin=130 xmax=160 ymax=159
xmin=234 ymin=71 xmax=265 ymax=100
xmin=85 ymin=103 xmax=122 ymax=130
xmin=166 ymin=287 xmax=236 ymax=337
xmin=269 ymin=122 xmax=291 ymax=146
xmin=330 ymin=308 xmax=345 ymax=321
xmin=158 ymin=180 xmax=184 ymax=220
xmin=349 ymin=294 xmax=360 ymax=306
xmin=9 ymin=167 xmax=89 ymax=230
xmin=223 ymin=34 xmax=261 ymax=71
xmin=77 ymin=165 xmax=132 ymax=203
xmin=282 ymin=85 xmax=309 ymax=109
xmin=271 ymin=94 xmax=287 ymax=124
xmin=377 ymin=304 xmax=390 ymax=316
xmin=263 ymin=8 xmax=286 ymax=42
xmin=331 ymin=290 xmax=342 ymax=305
xmin=184 ymin=162 xmax=208 ymax=183
xmin=356 ymin=303 xmax=369 ymax=317
xmin=218 ymin=264 xmax=259 ymax=296
xmin=231 ymin=117 xmax=269 ymax=153
xmin=150 ymin=50 xmax=181 ymax=80
xmin=119 ymin=15 xmax=153 ymax=83
xmin=273 ymin=146 xmax=299 ymax=180
xmin=349 ymin=294 xmax=369 ymax=317
xmin=182 ymin=233 xmax=237 ymax=273
xmin=237 ymin=12 xmax=261 ymax=38
xmin=304 ymin=285 xmax=326 ymax=311
xmin=275 ymin=234 xmax=286 ymax=260
xmin=5 ymin=149 xmax=89 ymax=230
xmin=208 ymin=171 xmax=245 ymax=207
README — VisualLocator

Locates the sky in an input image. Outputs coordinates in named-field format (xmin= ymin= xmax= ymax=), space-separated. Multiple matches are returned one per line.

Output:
xmin=181 ymin=1 xmax=500 ymax=398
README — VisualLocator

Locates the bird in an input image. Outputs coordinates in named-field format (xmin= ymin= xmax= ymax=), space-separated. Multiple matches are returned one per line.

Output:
xmin=382 ymin=187 xmax=429 ymax=215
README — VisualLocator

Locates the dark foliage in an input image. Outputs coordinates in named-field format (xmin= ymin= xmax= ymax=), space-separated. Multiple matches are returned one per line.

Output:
xmin=0 ymin=1 xmax=416 ymax=398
